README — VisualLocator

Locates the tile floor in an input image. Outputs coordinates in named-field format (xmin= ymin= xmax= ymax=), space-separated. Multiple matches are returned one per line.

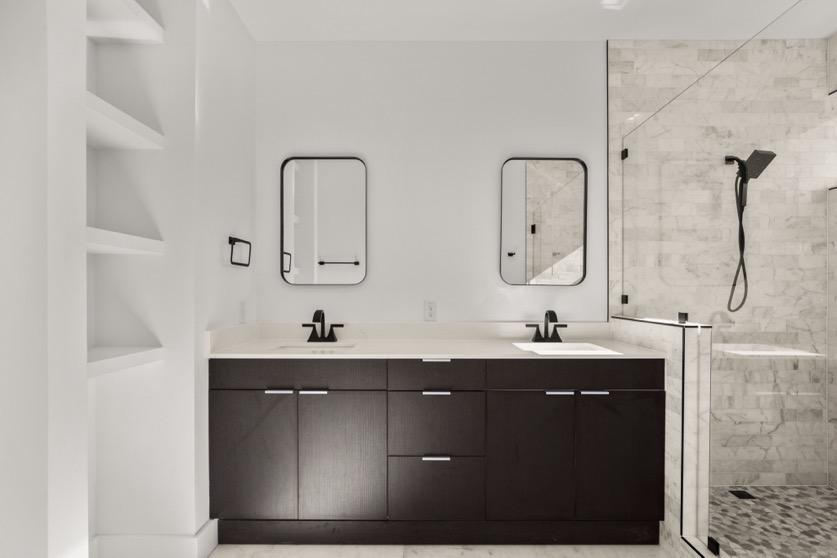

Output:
xmin=210 ymin=545 xmax=671 ymax=558
xmin=710 ymin=485 xmax=837 ymax=558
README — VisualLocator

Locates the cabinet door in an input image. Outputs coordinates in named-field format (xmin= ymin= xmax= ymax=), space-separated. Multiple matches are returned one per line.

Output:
xmin=209 ymin=390 xmax=297 ymax=519
xmin=575 ymin=390 xmax=664 ymax=520
xmin=486 ymin=390 xmax=576 ymax=520
xmin=298 ymin=390 xmax=387 ymax=519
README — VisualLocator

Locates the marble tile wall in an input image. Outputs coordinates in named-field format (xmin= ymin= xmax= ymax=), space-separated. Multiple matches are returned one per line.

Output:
xmin=612 ymin=318 xmax=712 ymax=558
xmin=828 ymin=33 xmax=837 ymax=95
xmin=829 ymin=188 xmax=837 ymax=489
xmin=609 ymin=39 xmax=837 ymax=487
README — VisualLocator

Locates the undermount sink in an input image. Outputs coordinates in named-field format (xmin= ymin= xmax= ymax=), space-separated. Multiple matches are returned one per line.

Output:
xmin=273 ymin=343 xmax=357 ymax=354
xmin=513 ymin=342 xmax=622 ymax=356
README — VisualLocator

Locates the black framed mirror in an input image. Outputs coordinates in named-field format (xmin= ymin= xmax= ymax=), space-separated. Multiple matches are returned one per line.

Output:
xmin=500 ymin=158 xmax=587 ymax=286
xmin=280 ymin=157 xmax=367 ymax=285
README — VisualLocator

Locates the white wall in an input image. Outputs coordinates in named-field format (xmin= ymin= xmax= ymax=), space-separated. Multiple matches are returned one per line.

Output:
xmin=253 ymin=41 xmax=608 ymax=323
xmin=1 ymin=2 xmax=88 ymax=557
xmin=0 ymin=2 xmax=49 ymax=555
xmin=194 ymin=0 xmax=255 ymax=535
xmin=47 ymin=0 xmax=88 ymax=556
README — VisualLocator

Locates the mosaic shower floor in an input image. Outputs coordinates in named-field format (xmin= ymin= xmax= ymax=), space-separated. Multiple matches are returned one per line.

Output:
xmin=710 ymin=486 xmax=837 ymax=558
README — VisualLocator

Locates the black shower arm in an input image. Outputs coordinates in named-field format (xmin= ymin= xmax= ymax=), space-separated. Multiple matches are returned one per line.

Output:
xmin=724 ymin=156 xmax=749 ymax=183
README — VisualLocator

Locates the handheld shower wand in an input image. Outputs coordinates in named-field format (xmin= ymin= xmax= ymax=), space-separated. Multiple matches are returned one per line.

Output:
xmin=724 ymin=150 xmax=776 ymax=312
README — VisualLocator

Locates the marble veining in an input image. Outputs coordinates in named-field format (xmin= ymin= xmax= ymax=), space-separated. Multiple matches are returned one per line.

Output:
xmin=609 ymin=39 xmax=835 ymax=487
xmin=709 ymin=485 xmax=837 ymax=557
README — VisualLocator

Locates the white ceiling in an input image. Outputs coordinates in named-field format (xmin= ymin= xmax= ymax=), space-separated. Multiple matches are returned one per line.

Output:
xmin=228 ymin=0 xmax=837 ymax=43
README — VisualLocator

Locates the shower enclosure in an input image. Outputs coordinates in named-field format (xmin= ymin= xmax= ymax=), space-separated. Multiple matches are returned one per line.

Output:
xmin=613 ymin=3 xmax=837 ymax=555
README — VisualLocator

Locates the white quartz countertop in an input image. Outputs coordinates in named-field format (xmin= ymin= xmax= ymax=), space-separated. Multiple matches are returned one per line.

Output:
xmin=209 ymin=337 xmax=663 ymax=360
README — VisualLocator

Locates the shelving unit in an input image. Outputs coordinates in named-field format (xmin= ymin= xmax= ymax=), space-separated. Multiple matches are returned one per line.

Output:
xmin=87 ymin=346 xmax=165 ymax=378
xmin=85 ymin=2 xmax=169 ymax=550
xmin=87 ymin=0 xmax=164 ymax=44
xmin=86 ymin=91 xmax=165 ymax=150
xmin=87 ymin=226 xmax=165 ymax=255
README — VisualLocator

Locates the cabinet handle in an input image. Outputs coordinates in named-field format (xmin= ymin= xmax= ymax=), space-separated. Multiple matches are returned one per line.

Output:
xmin=422 ymin=390 xmax=451 ymax=396
xmin=264 ymin=389 xmax=294 ymax=395
xmin=422 ymin=358 xmax=451 ymax=363
xmin=580 ymin=390 xmax=610 ymax=395
xmin=545 ymin=390 xmax=574 ymax=396
xmin=298 ymin=390 xmax=328 ymax=395
xmin=421 ymin=456 xmax=452 ymax=462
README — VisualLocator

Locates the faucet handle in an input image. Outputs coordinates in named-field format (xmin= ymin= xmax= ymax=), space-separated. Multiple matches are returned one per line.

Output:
xmin=549 ymin=323 xmax=567 ymax=342
xmin=324 ymin=324 xmax=344 ymax=342
xmin=526 ymin=323 xmax=544 ymax=342
xmin=302 ymin=323 xmax=320 ymax=342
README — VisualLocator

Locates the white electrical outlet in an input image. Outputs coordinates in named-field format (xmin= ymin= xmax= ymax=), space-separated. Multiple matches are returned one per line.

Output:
xmin=424 ymin=300 xmax=437 ymax=321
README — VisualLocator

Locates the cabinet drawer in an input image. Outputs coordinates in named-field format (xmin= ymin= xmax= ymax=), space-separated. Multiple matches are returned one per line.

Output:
xmin=388 ymin=391 xmax=485 ymax=456
xmin=388 ymin=456 xmax=485 ymax=520
xmin=486 ymin=359 xmax=663 ymax=390
xmin=388 ymin=359 xmax=485 ymax=390
xmin=209 ymin=359 xmax=387 ymax=390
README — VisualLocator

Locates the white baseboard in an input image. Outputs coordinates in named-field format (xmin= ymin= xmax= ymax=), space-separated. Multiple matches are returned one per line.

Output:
xmin=93 ymin=519 xmax=218 ymax=558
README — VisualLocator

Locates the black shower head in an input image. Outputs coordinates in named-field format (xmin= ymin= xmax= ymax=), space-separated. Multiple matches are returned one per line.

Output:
xmin=744 ymin=150 xmax=776 ymax=179
xmin=725 ymin=149 xmax=776 ymax=181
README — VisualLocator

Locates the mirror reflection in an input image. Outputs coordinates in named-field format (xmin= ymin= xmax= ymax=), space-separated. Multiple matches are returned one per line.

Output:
xmin=281 ymin=157 xmax=367 ymax=285
xmin=501 ymin=158 xmax=587 ymax=286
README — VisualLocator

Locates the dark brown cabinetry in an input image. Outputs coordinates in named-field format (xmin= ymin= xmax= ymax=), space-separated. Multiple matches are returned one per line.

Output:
xmin=210 ymin=357 xmax=665 ymax=544
xmin=388 ymin=456 xmax=485 ymax=520
xmin=298 ymin=390 xmax=387 ymax=520
xmin=575 ymin=390 xmax=665 ymax=520
xmin=209 ymin=390 xmax=298 ymax=519
xmin=486 ymin=391 xmax=575 ymax=520
xmin=388 ymin=391 xmax=484 ymax=456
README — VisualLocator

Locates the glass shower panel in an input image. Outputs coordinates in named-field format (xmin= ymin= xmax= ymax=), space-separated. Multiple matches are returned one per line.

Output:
xmin=620 ymin=35 xmax=836 ymax=556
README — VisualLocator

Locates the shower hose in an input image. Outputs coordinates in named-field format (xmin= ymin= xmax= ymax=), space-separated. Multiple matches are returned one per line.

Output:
xmin=727 ymin=174 xmax=748 ymax=313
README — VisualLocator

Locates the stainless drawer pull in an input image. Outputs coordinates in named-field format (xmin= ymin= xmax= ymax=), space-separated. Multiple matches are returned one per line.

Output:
xmin=545 ymin=390 xmax=574 ymax=396
xmin=422 ymin=390 xmax=451 ymax=396
xmin=264 ymin=389 xmax=294 ymax=395
xmin=298 ymin=390 xmax=328 ymax=395
xmin=422 ymin=358 xmax=451 ymax=363
xmin=580 ymin=390 xmax=610 ymax=395
xmin=421 ymin=456 xmax=452 ymax=462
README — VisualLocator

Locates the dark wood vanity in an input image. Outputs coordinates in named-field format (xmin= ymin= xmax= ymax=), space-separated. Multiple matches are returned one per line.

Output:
xmin=209 ymin=357 xmax=664 ymax=544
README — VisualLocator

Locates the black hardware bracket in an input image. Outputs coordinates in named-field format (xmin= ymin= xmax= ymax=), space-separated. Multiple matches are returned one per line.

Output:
xmin=228 ymin=236 xmax=251 ymax=267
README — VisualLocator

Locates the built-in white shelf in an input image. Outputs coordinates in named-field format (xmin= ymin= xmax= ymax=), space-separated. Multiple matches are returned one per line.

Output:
xmin=87 ymin=346 xmax=165 ymax=378
xmin=86 ymin=91 xmax=165 ymax=150
xmin=87 ymin=0 xmax=164 ymax=44
xmin=87 ymin=226 xmax=165 ymax=255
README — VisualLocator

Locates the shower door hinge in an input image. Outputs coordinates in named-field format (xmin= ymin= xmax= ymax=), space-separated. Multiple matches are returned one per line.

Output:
xmin=707 ymin=536 xmax=720 ymax=556
xmin=621 ymin=148 xmax=629 ymax=160
xmin=530 ymin=224 xmax=536 ymax=234
xmin=620 ymin=294 xmax=629 ymax=304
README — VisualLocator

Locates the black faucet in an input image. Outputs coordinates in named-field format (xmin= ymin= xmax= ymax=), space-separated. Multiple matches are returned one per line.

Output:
xmin=303 ymin=310 xmax=344 ymax=342
xmin=526 ymin=310 xmax=567 ymax=343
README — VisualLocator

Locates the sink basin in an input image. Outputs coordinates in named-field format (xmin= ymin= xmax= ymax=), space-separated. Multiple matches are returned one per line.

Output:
xmin=513 ymin=342 xmax=622 ymax=356
xmin=273 ymin=343 xmax=356 ymax=354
